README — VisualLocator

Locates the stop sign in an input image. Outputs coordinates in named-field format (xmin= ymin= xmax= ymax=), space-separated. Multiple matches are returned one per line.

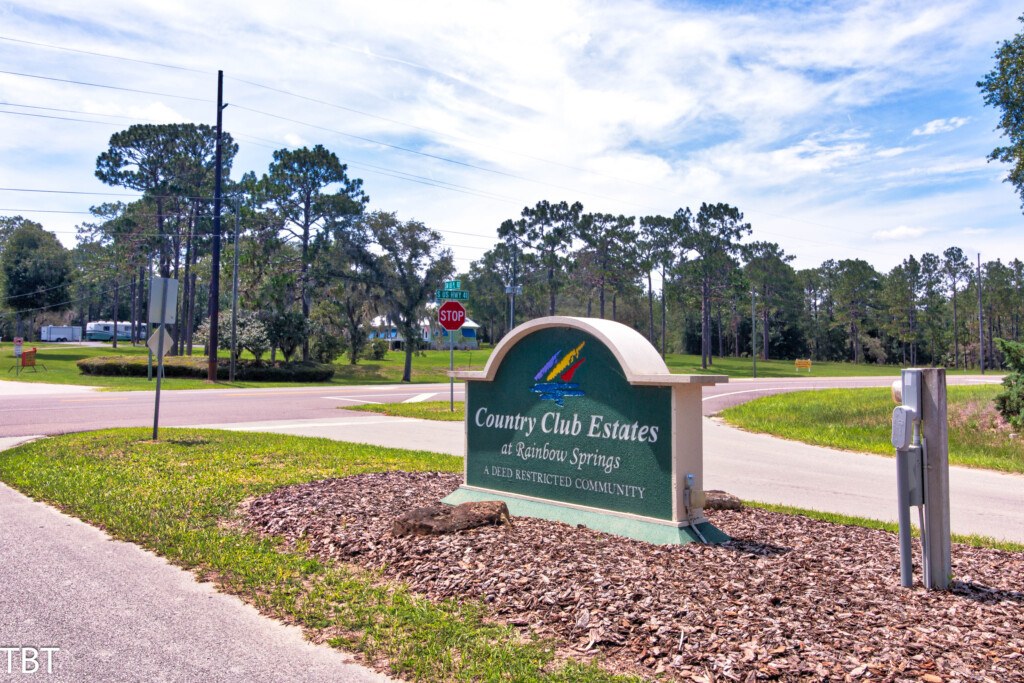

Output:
xmin=438 ymin=301 xmax=466 ymax=331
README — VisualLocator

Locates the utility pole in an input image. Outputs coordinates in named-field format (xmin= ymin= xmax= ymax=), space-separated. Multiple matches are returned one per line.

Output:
xmin=977 ymin=253 xmax=984 ymax=374
xmin=230 ymin=197 xmax=240 ymax=384
xmin=208 ymin=70 xmax=224 ymax=382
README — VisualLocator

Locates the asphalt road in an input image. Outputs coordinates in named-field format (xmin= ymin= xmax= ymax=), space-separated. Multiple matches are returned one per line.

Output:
xmin=0 ymin=374 xmax=1003 ymax=439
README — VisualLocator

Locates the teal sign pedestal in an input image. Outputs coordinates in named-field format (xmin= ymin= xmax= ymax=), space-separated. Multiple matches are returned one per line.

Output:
xmin=445 ymin=317 xmax=729 ymax=545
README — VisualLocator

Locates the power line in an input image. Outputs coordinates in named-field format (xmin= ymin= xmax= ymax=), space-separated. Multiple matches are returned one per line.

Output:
xmin=0 ymin=53 xmax=941 ymax=264
xmin=9 ymin=278 xmax=130 ymax=316
xmin=2 ymin=68 xmax=654 ymax=211
xmin=0 ymin=35 xmax=209 ymax=75
xmin=0 ymin=108 xmax=128 ymax=127
xmin=0 ymin=69 xmax=210 ymax=103
xmin=0 ymin=34 xmax=665 ymax=193
xmin=1 ymin=101 xmax=163 ymax=122
xmin=231 ymin=102 xmax=657 ymax=210
xmin=0 ymin=207 xmax=499 ymax=245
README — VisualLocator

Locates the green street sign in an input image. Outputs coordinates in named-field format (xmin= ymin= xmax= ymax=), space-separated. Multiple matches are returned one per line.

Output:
xmin=444 ymin=280 xmax=461 ymax=290
xmin=436 ymin=290 xmax=469 ymax=300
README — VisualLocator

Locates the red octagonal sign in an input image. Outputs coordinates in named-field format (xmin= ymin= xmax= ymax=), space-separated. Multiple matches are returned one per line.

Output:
xmin=438 ymin=301 xmax=466 ymax=331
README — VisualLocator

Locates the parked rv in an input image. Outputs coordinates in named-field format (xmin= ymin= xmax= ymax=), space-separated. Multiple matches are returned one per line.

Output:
xmin=85 ymin=321 xmax=146 ymax=342
xmin=39 ymin=325 xmax=83 ymax=342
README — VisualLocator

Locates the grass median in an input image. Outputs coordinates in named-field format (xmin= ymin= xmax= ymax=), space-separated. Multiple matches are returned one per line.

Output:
xmin=0 ymin=429 xmax=633 ymax=682
xmin=0 ymin=345 xmax=492 ymax=390
xmin=719 ymin=385 xmax=1023 ymax=473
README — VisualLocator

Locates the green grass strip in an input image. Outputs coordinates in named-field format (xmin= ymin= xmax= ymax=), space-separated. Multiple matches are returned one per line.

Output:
xmin=744 ymin=501 xmax=1024 ymax=552
xmin=346 ymin=400 xmax=466 ymax=421
xmin=0 ymin=429 xmax=634 ymax=682
xmin=719 ymin=385 xmax=1024 ymax=473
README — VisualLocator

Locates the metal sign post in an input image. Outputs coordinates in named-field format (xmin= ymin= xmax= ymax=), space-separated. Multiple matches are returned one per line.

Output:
xmin=13 ymin=337 xmax=22 ymax=377
xmin=438 ymin=296 xmax=467 ymax=412
xmin=149 ymin=278 xmax=178 ymax=440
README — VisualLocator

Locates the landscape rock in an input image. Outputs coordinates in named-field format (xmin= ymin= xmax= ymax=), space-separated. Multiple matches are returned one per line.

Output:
xmin=392 ymin=500 xmax=511 ymax=537
xmin=703 ymin=489 xmax=742 ymax=511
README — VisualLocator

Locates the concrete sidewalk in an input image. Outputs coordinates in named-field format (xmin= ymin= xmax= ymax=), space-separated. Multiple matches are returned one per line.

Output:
xmin=211 ymin=413 xmax=1024 ymax=544
xmin=0 ymin=379 xmax=98 ymax=396
xmin=702 ymin=419 xmax=1023 ymax=544
xmin=199 ymin=414 xmax=465 ymax=456
xmin=0 ymin=437 xmax=395 ymax=682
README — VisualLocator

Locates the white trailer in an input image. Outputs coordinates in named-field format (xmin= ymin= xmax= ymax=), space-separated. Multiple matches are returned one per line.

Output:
xmin=40 ymin=325 xmax=82 ymax=342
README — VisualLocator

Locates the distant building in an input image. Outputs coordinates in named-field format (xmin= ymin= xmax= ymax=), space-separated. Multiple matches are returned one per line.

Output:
xmin=371 ymin=304 xmax=480 ymax=350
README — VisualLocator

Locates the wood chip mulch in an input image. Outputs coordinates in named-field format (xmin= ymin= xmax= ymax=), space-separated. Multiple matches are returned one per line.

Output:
xmin=242 ymin=471 xmax=1024 ymax=682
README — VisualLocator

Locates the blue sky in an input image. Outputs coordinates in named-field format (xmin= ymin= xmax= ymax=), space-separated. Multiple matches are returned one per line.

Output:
xmin=0 ymin=0 xmax=1020 ymax=275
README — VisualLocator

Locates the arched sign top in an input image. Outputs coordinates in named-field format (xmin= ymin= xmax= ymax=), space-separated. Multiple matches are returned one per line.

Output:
xmin=451 ymin=316 xmax=726 ymax=387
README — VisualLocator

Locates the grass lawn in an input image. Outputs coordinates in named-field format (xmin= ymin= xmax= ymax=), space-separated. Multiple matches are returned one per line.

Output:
xmin=0 ymin=344 xmax=494 ymax=391
xmin=719 ymin=385 xmax=1024 ymax=473
xmin=0 ymin=429 xmax=633 ymax=682
xmin=2 ymin=341 xmax=994 ymax=391
xmin=661 ymin=353 xmax=992 ymax=378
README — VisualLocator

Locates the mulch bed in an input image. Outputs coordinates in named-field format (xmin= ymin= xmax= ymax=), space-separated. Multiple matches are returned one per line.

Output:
xmin=243 ymin=471 xmax=1023 ymax=682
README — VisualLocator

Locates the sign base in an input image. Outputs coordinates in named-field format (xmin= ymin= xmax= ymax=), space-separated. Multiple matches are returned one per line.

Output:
xmin=443 ymin=486 xmax=728 ymax=545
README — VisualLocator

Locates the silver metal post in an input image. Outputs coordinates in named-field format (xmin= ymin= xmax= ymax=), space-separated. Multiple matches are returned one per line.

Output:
xmin=152 ymin=282 xmax=170 ymax=440
xmin=977 ymin=253 xmax=984 ymax=374
xmin=751 ymin=289 xmax=756 ymax=378
xmin=450 ymin=335 xmax=454 ymax=411
xmin=921 ymin=368 xmax=951 ymax=590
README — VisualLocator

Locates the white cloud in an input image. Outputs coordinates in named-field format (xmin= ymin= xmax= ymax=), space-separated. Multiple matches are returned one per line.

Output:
xmin=1 ymin=0 xmax=1021 ymax=271
xmin=912 ymin=117 xmax=970 ymax=136
xmin=876 ymin=147 xmax=911 ymax=158
xmin=873 ymin=225 xmax=928 ymax=241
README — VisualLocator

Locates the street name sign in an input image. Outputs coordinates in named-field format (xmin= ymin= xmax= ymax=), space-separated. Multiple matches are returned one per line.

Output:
xmin=435 ymin=289 xmax=469 ymax=300
xmin=444 ymin=280 xmax=461 ymax=290
xmin=445 ymin=317 xmax=729 ymax=544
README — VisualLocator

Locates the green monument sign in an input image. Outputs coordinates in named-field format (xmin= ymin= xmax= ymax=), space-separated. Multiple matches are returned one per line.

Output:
xmin=445 ymin=317 xmax=729 ymax=544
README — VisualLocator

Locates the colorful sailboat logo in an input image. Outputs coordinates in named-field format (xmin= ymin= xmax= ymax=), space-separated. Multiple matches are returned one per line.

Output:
xmin=530 ymin=341 xmax=586 ymax=406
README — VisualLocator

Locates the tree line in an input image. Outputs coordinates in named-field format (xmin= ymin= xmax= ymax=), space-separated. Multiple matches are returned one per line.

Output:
xmin=0 ymin=123 xmax=453 ymax=382
xmin=1 ymin=123 xmax=1021 ymax=376
xmin=463 ymin=200 xmax=1022 ymax=371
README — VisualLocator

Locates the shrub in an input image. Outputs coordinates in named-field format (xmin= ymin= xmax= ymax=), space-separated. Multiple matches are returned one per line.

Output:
xmin=77 ymin=356 xmax=334 ymax=382
xmin=194 ymin=312 xmax=271 ymax=362
xmin=994 ymin=338 xmax=1024 ymax=431
xmin=362 ymin=339 xmax=389 ymax=361
xmin=308 ymin=319 xmax=347 ymax=364
xmin=263 ymin=311 xmax=310 ymax=362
